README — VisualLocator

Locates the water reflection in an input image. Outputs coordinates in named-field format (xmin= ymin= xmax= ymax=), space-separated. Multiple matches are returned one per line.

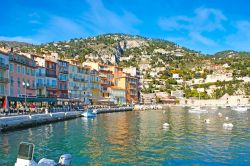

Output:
xmin=1 ymin=108 xmax=250 ymax=165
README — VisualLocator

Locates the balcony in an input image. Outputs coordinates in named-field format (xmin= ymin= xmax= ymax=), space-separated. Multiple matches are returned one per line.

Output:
xmin=59 ymin=94 xmax=68 ymax=99
xmin=46 ymin=70 xmax=57 ymax=78
xmin=0 ymin=77 xmax=9 ymax=83
xmin=73 ymin=86 xmax=79 ymax=90
xmin=58 ymin=86 xmax=68 ymax=90
xmin=59 ymin=68 xmax=69 ymax=74
xmin=73 ymin=77 xmax=86 ymax=82
xmin=37 ymin=94 xmax=46 ymax=98
xmin=36 ymin=73 xmax=46 ymax=77
xmin=58 ymin=77 xmax=68 ymax=82
xmin=37 ymin=83 xmax=45 ymax=88
xmin=46 ymin=84 xmax=57 ymax=90
xmin=0 ymin=62 xmax=8 ymax=70
xmin=27 ymin=86 xmax=37 ymax=90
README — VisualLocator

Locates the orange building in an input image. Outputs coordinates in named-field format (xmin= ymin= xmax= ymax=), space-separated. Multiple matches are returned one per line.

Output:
xmin=116 ymin=73 xmax=139 ymax=104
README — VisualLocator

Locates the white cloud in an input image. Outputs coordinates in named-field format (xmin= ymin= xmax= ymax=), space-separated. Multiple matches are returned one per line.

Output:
xmin=0 ymin=36 xmax=39 ymax=44
xmin=33 ymin=16 xmax=87 ymax=43
xmin=83 ymin=0 xmax=141 ymax=34
xmin=158 ymin=7 xmax=227 ymax=46
xmin=226 ymin=21 xmax=250 ymax=51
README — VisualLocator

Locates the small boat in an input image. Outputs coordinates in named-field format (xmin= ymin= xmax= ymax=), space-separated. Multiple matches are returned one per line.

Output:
xmin=81 ymin=110 xmax=97 ymax=118
xmin=188 ymin=107 xmax=208 ymax=114
xmin=15 ymin=142 xmax=72 ymax=166
xmin=232 ymin=105 xmax=248 ymax=112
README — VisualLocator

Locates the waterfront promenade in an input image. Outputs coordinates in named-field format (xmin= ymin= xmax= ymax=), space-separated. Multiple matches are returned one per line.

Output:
xmin=0 ymin=106 xmax=133 ymax=132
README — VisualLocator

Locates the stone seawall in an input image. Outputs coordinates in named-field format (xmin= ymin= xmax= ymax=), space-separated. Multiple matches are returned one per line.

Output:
xmin=95 ymin=107 xmax=133 ymax=114
xmin=0 ymin=111 xmax=82 ymax=132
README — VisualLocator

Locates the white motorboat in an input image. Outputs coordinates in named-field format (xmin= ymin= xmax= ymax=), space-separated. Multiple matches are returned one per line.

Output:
xmin=81 ymin=109 xmax=97 ymax=118
xmin=232 ymin=105 xmax=248 ymax=112
xmin=188 ymin=107 xmax=208 ymax=113
xmin=15 ymin=142 xmax=72 ymax=166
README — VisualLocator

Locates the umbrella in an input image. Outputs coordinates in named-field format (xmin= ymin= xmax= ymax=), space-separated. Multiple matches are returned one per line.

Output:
xmin=2 ymin=96 xmax=8 ymax=109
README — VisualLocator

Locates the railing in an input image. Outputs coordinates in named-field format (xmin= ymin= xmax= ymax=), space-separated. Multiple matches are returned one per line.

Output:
xmin=27 ymin=86 xmax=37 ymax=90
xmin=58 ymin=87 xmax=68 ymax=90
xmin=46 ymin=85 xmax=57 ymax=89
xmin=58 ymin=77 xmax=68 ymax=82
xmin=0 ymin=77 xmax=8 ymax=83
xmin=0 ymin=62 xmax=8 ymax=70
xmin=36 ymin=73 xmax=46 ymax=77
xmin=37 ymin=84 xmax=45 ymax=88
xmin=73 ymin=77 xmax=87 ymax=82
xmin=37 ymin=94 xmax=46 ymax=98
xmin=59 ymin=69 xmax=69 ymax=74
xmin=73 ymin=86 xmax=79 ymax=90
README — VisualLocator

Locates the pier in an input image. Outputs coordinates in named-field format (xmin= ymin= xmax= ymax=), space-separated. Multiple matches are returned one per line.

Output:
xmin=0 ymin=106 xmax=134 ymax=132
xmin=0 ymin=111 xmax=82 ymax=132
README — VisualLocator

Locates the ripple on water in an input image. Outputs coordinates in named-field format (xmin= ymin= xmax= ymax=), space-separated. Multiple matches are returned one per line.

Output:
xmin=1 ymin=108 xmax=250 ymax=165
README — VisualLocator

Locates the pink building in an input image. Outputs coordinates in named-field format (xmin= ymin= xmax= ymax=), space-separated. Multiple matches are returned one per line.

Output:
xmin=9 ymin=53 xmax=36 ymax=97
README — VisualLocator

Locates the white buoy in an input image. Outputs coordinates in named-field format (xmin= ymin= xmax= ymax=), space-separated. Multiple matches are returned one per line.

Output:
xmin=223 ymin=123 xmax=233 ymax=129
xmin=218 ymin=112 xmax=222 ymax=118
xmin=163 ymin=123 xmax=170 ymax=128
xmin=225 ymin=117 xmax=229 ymax=121
xmin=204 ymin=119 xmax=210 ymax=124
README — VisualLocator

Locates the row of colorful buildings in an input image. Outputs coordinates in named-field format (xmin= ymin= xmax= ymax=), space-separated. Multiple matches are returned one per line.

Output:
xmin=0 ymin=49 xmax=139 ymax=106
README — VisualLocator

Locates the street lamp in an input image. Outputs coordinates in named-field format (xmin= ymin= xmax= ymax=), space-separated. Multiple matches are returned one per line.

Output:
xmin=22 ymin=81 xmax=30 ymax=112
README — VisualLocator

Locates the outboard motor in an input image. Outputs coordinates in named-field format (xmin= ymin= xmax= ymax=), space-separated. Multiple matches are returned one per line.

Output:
xmin=58 ymin=154 xmax=72 ymax=166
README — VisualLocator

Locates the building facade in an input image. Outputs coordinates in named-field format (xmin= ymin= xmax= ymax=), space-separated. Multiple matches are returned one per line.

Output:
xmin=57 ymin=60 xmax=69 ymax=99
xmin=9 ymin=53 xmax=36 ymax=97
xmin=45 ymin=59 xmax=57 ymax=98
xmin=0 ymin=52 xmax=9 ymax=98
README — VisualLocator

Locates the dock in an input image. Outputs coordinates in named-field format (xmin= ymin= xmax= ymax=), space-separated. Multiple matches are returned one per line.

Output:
xmin=0 ymin=111 xmax=82 ymax=132
xmin=94 ymin=106 xmax=133 ymax=114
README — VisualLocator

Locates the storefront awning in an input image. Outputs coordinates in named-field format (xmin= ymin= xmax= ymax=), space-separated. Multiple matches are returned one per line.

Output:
xmin=7 ymin=97 xmax=57 ymax=102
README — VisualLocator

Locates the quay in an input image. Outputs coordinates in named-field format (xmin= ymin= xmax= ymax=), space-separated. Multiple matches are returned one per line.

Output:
xmin=94 ymin=106 xmax=133 ymax=114
xmin=0 ymin=106 xmax=133 ymax=132
xmin=0 ymin=111 xmax=82 ymax=132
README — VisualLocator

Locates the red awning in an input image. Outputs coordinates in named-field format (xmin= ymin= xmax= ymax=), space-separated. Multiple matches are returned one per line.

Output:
xmin=2 ymin=96 xmax=8 ymax=109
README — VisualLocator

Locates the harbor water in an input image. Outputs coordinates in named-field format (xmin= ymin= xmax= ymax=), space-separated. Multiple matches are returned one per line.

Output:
xmin=1 ymin=107 xmax=250 ymax=165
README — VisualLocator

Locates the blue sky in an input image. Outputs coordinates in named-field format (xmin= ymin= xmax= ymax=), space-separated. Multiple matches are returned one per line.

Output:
xmin=1 ymin=0 xmax=250 ymax=54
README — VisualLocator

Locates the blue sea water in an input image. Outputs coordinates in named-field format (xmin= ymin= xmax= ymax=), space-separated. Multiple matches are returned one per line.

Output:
xmin=1 ymin=107 xmax=250 ymax=165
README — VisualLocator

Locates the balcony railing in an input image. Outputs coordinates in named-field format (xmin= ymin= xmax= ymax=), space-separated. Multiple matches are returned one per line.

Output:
xmin=73 ymin=86 xmax=79 ymax=90
xmin=59 ymin=94 xmax=68 ymax=99
xmin=58 ymin=78 xmax=68 ymax=82
xmin=0 ymin=77 xmax=9 ymax=83
xmin=59 ymin=68 xmax=69 ymax=74
xmin=36 ymin=73 xmax=46 ymax=77
xmin=37 ymin=84 xmax=45 ymax=88
xmin=0 ymin=62 xmax=9 ymax=70
xmin=73 ymin=77 xmax=87 ymax=82
xmin=58 ymin=86 xmax=68 ymax=90
xmin=46 ymin=85 xmax=57 ymax=89
xmin=37 ymin=94 xmax=46 ymax=98
xmin=27 ymin=86 xmax=37 ymax=90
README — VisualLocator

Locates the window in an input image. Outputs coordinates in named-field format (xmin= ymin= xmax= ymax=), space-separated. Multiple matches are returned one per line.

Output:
xmin=32 ymin=80 xmax=35 ymax=88
xmin=17 ymin=77 xmax=20 ymax=87
xmin=22 ymin=66 xmax=25 ymax=74
xmin=0 ymin=84 xmax=4 ymax=95
xmin=11 ymin=77 xmax=14 ymax=86
xmin=17 ymin=65 xmax=21 ymax=73
xmin=10 ymin=63 xmax=14 ymax=72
